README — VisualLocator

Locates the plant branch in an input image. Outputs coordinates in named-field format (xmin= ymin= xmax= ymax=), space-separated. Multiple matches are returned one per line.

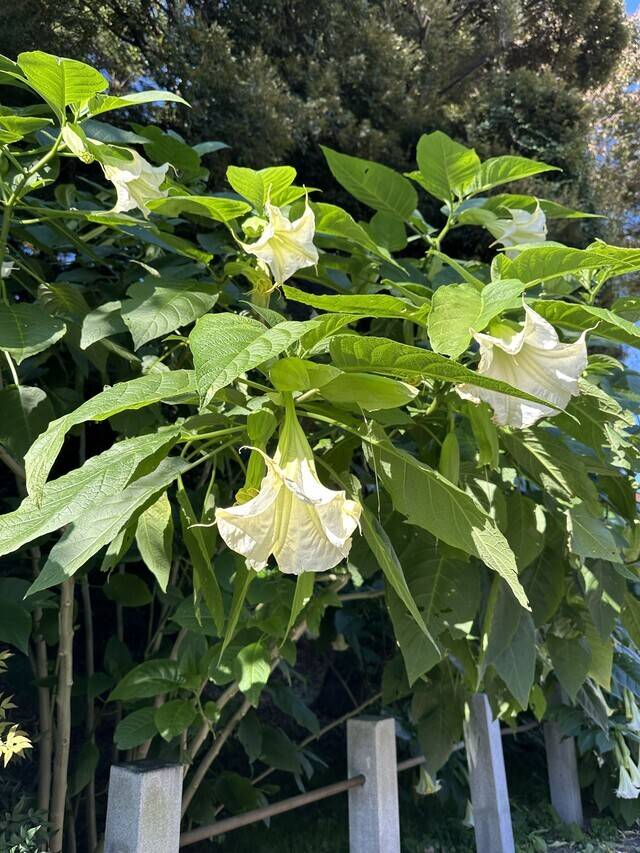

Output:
xmin=80 ymin=578 xmax=98 ymax=852
xmin=49 ymin=579 xmax=75 ymax=853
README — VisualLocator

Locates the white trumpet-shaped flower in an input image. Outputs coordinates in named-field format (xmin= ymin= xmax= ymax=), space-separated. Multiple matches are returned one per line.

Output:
xmin=616 ymin=765 xmax=640 ymax=799
xmin=487 ymin=205 xmax=547 ymax=258
xmin=239 ymin=200 xmax=319 ymax=286
xmin=215 ymin=398 xmax=361 ymax=574
xmin=100 ymin=148 xmax=169 ymax=217
xmin=457 ymin=303 xmax=588 ymax=429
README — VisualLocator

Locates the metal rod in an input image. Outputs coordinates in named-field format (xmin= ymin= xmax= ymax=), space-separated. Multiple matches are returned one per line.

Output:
xmin=179 ymin=774 xmax=366 ymax=847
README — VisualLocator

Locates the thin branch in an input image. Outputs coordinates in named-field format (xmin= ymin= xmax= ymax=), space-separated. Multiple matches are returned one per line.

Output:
xmin=0 ymin=444 xmax=25 ymax=479
xmin=181 ymin=698 xmax=252 ymax=817
xmin=49 ymin=579 xmax=75 ymax=853
xmin=80 ymin=578 xmax=97 ymax=853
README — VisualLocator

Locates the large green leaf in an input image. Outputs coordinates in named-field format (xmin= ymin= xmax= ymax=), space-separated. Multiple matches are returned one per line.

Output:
xmin=547 ymin=635 xmax=591 ymax=702
xmin=110 ymin=659 xmax=185 ymax=701
xmin=87 ymin=90 xmax=189 ymax=117
xmin=416 ymin=132 xmax=480 ymax=201
xmin=28 ymin=457 xmax=189 ymax=594
xmin=135 ymin=491 xmax=174 ymax=592
xmin=80 ymin=301 xmax=126 ymax=349
xmin=360 ymin=506 xmax=436 ymax=645
xmin=505 ymin=493 xmax=545 ymax=571
xmin=0 ymin=601 xmax=31 ymax=655
xmin=522 ymin=550 xmax=565 ymax=628
xmin=568 ymin=503 xmax=621 ymax=563
xmin=0 ymin=386 xmax=54 ymax=461
xmin=313 ymin=202 xmax=394 ymax=262
xmin=114 ymin=707 xmax=157 ymax=749
xmin=25 ymin=370 xmax=195 ymax=504
xmin=363 ymin=434 xmax=528 ymax=607
xmin=504 ymin=244 xmax=640 ymax=286
xmin=470 ymin=155 xmax=558 ymax=193
xmin=154 ymin=699 xmax=196 ymax=741
xmin=492 ymin=608 xmax=536 ymax=708
xmin=501 ymin=430 xmax=600 ymax=514
xmin=189 ymin=313 xmax=316 ymax=406
xmin=235 ymin=642 xmax=272 ymax=707
xmin=0 ymin=430 xmax=178 ymax=557
xmin=0 ymin=303 xmax=66 ymax=364
xmin=226 ymin=165 xmax=297 ymax=209
xmin=147 ymin=194 xmax=251 ymax=223
xmin=530 ymin=299 xmax=640 ymax=348
xmin=581 ymin=561 xmax=625 ymax=640
xmin=17 ymin=51 xmax=107 ymax=117
xmin=122 ymin=277 xmax=219 ymax=349
xmin=321 ymin=146 xmax=417 ymax=219
xmin=283 ymin=285 xmax=429 ymax=325
xmin=329 ymin=334 xmax=555 ymax=407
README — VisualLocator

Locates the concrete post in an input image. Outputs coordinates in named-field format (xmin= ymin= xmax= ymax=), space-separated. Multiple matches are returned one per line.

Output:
xmin=347 ymin=716 xmax=401 ymax=853
xmin=104 ymin=761 xmax=182 ymax=853
xmin=464 ymin=694 xmax=515 ymax=853
xmin=544 ymin=720 xmax=584 ymax=826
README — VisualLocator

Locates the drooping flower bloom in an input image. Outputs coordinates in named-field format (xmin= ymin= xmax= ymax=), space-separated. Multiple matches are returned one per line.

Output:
xmin=239 ymin=200 xmax=319 ymax=286
xmin=616 ymin=765 xmax=640 ymax=799
xmin=100 ymin=148 xmax=169 ymax=217
xmin=487 ymin=206 xmax=547 ymax=258
xmin=457 ymin=303 xmax=588 ymax=429
xmin=215 ymin=398 xmax=361 ymax=574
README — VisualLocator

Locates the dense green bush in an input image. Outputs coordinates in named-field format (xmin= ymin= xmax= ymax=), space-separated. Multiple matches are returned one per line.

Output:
xmin=0 ymin=49 xmax=639 ymax=852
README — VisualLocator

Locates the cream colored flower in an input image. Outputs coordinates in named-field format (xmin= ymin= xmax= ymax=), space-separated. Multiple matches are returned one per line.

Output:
xmin=487 ymin=205 xmax=547 ymax=258
xmin=100 ymin=148 xmax=169 ymax=217
xmin=1 ymin=261 xmax=14 ymax=279
xmin=239 ymin=200 xmax=319 ymax=286
xmin=457 ymin=303 xmax=588 ymax=429
xmin=616 ymin=765 xmax=640 ymax=799
xmin=215 ymin=399 xmax=360 ymax=574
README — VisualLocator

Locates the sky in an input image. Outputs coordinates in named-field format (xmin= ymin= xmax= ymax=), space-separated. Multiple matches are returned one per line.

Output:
xmin=627 ymin=1 xmax=640 ymax=13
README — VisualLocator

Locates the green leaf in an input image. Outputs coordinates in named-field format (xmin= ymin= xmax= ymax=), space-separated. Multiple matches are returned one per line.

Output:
xmin=0 ymin=303 xmax=66 ymax=364
xmin=220 ymin=565 xmax=253 ymax=657
xmin=427 ymin=284 xmax=481 ymax=357
xmin=313 ymin=202 xmax=395 ymax=262
xmin=623 ymin=593 xmax=640 ymax=648
xmin=0 ymin=429 xmax=179 ymax=558
xmin=522 ymin=550 xmax=565 ymax=628
xmin=269 ymin=357 xmax=340 ymax=392
xmin=176 ymin=482 xmax=224 ymax=634
xmin=414 ymin=678 xmax=464 ymax=775
xmin=235 ymin=642 xmax=271 ymax=707
xmin=80 ymin=301 xmax=126 ymax=349
xmin=330 ymin=335 xmax=554 ymax=408
xmin=17 ymin=51 xmax=108 ymax=117
xmin=491 ymin=608 xmax=536 ymax=708
xmin=25 ymin=369 xmax=195 ymax=504
xmin=505 ymin=493 xmax=545 ymax=571
xmin=470 ymin=155 xmax=558 ymax=193
xmin=114 ymin=707 xmax=157 ymax=749
xmin=467 ymin=402 xmax=499 ymax=469
xmin=103 ymin=573 xmax=153 ymax=607
xmin=386 ymin=581 xmax=441 ymax=686
xmin=321 ymin=373 xmax=418 ymax=411
xmin=581 ymin=561 xmax=625 ymax=640
xmin=547 ymin=636 xmax=591 ymax=702
xmin=0 ymin=601 xmax=31 ymax=655
xmin=363 ymin=435 xmax=528 ymax=608
xmin=135 ymin=491 xmax=174 ymax=592
xmin=285 ymin=572 xmax=315 ymax=638
xmin=69 ymin=741 xmax=99 ymax=797
xmin=360 ymin=506 xmax=437 ymax=642
xmin=227 ymin=165 xmax=264 ymax=209
xmin=482 ymin=194 xmax=598 ymax=220
xmin=427 ymin=279 xmax=526 ymax=358
xmin=28 ymin=457 xmax=189 ymax=594
xmin=189 ymin=313 xmax=316 ymax=406
xmin=530 ymin=299 xmax=640 ymax=349
xmin=0 ymin=386 xmax=54 ymax=462
xmin=283 ymin=285 xmax=429 ymax=325
xmin=110 ymin=659 xmax=184 ymax=702
xmin=87 ymin=90 xmax=189 ymax=117
xmin=147 ymin=195 xmax=251 ymax=223
xmin=269 ymin=684 xmax=319 ymax=734
xmin=154 ymin=699 xmax=196 ymax=741
xmin=568 ymin=503 xmax=621 ymax=563
xmin=121 ymin=278 xmax=218 ymax=350
xmin=321 ymin=146 xmax=417 ymax=219
xmin=416 ymin=131 xmax=480 ymax=201
xmin=0 ymin=115 xmax=52 ymax=143
xmin=503 ymin=244 xmax=640 ymax=286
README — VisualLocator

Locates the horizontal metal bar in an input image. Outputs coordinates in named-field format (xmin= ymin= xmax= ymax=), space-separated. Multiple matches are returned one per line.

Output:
xmin=179 ymin=773 xmax=365 ymax=847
